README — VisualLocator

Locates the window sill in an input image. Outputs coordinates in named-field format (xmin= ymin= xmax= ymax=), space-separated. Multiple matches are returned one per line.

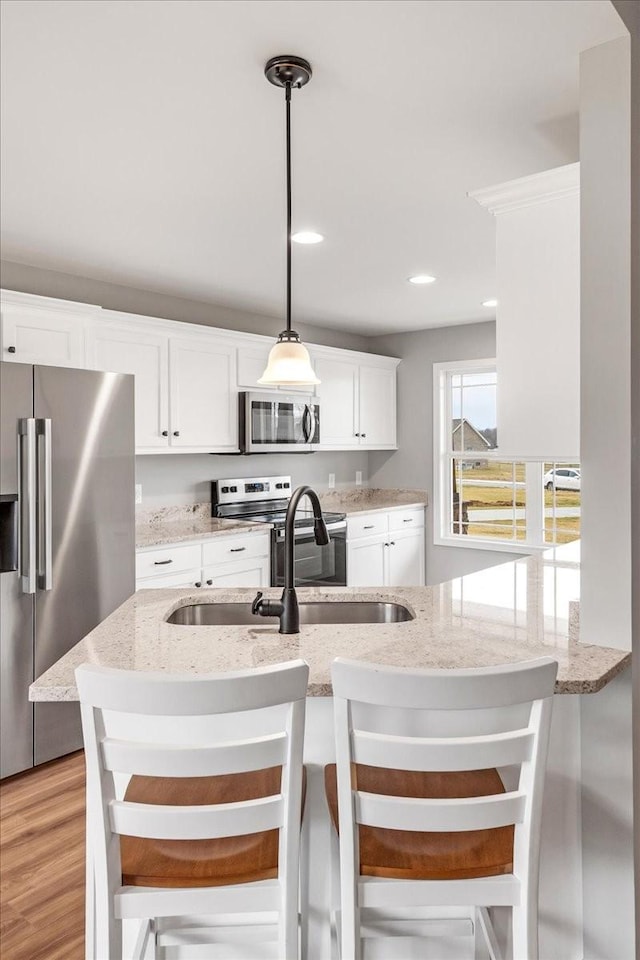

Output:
xmin=434 ymin=534 xmax=548 ymax=555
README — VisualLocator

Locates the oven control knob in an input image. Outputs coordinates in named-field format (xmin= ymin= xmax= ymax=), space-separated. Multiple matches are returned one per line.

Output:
xmin=284 ymin=482 xmax=290 ymax=488
xmin=221 ymin=486 xmax=229 ymax=493
xmin=276 ymin=483 xmax=283 ymax=489
xmin=230 ymin=486 xmax=238 ymax=493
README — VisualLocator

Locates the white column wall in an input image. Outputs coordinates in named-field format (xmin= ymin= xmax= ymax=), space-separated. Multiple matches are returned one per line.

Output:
xmin=579 ymin=35 xmax=632 ymax=654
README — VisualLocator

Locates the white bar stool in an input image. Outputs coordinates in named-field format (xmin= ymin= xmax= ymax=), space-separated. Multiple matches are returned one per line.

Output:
xmin=76 ymin=659 xmax=308 ymax=960
xmin=325 ymin=656 xmax=558 ymax=960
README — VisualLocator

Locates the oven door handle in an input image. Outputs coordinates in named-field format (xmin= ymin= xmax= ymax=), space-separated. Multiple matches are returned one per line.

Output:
xmin=276 ymin=521 xmax=346 ymax=540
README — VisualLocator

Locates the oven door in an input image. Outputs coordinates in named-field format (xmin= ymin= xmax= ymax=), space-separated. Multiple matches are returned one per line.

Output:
xmin=242 ymin=392 xmax=320 ymax=454
xmin=271 ymin=524 xmax=346 ymax=588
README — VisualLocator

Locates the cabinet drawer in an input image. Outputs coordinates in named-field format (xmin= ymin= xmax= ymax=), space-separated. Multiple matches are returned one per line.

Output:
xmin=347 ymin=513 xmax=389 ymax=540
xmin=202 ymin=533 xmax=270 ymax=567
xmin=388 ymin=507 xmax=425 ymax=532
xmin=136 ymin=543 xmax=202 ymax=580
xmin=137 ymin=568 xmax=203 ymax=590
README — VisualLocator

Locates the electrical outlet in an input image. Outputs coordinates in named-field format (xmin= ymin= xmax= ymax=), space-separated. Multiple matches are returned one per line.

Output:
xmin=328 ymin=473 xmax=336 ymax=489
xmin=135 ymin=484 xmax=142 ymax=504
xmin=355 ymin=471 xmax=363 ymax=487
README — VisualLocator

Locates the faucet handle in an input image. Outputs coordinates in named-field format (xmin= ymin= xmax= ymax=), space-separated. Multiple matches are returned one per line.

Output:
xmin=251 ymin=591 xmax=264 ymax=615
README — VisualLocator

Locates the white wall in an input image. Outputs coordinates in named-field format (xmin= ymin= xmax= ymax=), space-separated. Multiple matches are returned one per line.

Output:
xmin=135 ymin=450 xmax=369 ymax=508
xmin=579 ymin=32 xmax=635 ymax=960
xmin=0 ymin=259 xmax=371 ymax=353
xmin=367 ymin=321 xmax=524 ymax=585
xmin=579 ymin=36 xmax=632 ymax=654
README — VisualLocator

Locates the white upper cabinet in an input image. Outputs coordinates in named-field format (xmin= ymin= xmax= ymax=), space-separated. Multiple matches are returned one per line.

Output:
xmin=315 ymin=353 xmax=398 ymax=450
xmin=315 ymin=355 xmax=359 ymax=446
xmin=1 ymin=290 xmax=399 ymax=455
xmin=359 ymin=364 xmax=396 ymax=448
xmin=89 ymin=317 xmax=170 ymax=451
xmin=169 ymin=336 xmax=238 ymax=451
xmin=0 ymin=291 xmax=95 ymax=367
xmin=237 ymin=345 xmax=274 ymax=390
xmin=470 ymin=163 xmax=580 ymax=460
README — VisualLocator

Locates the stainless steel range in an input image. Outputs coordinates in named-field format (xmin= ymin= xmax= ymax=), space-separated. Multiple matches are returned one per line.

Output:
xmin=212 ymin=476 xmax=346 ymax=587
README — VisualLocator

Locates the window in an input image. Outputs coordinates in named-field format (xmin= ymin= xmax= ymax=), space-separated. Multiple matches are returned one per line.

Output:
xmin=434 ymin=359 xmax=581 ymax=552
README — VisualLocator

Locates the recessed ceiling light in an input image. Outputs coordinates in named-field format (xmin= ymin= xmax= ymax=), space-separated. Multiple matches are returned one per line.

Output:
xmin=482 ymin=298 xmax=498 ymax=307
xmin=408 ymin=274 xmax=436 ymax=285
xmin=291 ymin=231 xmax=324 ymax=244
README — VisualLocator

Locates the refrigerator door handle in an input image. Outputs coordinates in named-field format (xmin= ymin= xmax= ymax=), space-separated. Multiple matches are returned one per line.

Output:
xmin=36 ymin=419 xmax=53 ymax=591
xmin=18 ymin=418 xmax=37 ymax=594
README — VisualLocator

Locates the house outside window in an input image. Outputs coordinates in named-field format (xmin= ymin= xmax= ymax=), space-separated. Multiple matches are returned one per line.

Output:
xmin=434 ymin=359 xmax=581 ymax=552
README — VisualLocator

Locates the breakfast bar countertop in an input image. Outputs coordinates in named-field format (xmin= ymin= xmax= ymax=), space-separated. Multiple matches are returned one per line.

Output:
xmin=30 ymin=543 xmax=629 ymax=701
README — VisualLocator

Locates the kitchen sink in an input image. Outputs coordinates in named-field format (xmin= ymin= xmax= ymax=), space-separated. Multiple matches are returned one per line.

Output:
xmin=166 ymin=600 xmax=414 ymax=626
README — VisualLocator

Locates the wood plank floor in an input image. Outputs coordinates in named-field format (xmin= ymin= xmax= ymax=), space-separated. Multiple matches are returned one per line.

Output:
xmin=0 ymin=752 xmax=85 ymax=960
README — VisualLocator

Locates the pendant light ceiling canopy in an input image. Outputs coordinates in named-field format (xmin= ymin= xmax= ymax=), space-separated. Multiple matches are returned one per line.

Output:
xmin=258 ymin=55 xmax=320 ymax=388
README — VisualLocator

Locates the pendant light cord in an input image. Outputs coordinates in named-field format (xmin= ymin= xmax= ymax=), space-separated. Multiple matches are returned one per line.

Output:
xmin=285 ymin=80 xmax=292 ymax=334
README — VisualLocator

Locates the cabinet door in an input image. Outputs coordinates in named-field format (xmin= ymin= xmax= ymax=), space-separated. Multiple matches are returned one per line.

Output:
xmin=315 ymin=356 xmax=359 ymax=447
xmin=202 ymin=557 xmax=270 ymax=588
xmin=237 ymin=345 xmax=275 ymax=390
xmin=359 ymin=364 xmax=397 ymax=448
xmin=347 ymin=536 xmax=386 ymax=587
xmin=90 ymin=322 xmax=169 ymax=451
xmin=169 ymin=337 xmax=238 ymax=451
xmin=386 ymin=530 xmax=425 ymax=587
xmin=1 ymin=303 xmax=85 ymax=367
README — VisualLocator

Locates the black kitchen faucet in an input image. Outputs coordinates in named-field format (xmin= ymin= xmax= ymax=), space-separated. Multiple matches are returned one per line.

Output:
xmin=251 ymin=485 xmax=328 ymax=634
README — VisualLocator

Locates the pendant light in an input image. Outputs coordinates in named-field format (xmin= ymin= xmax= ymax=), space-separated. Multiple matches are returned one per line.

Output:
xmin=258 ymin=55 xmax=320 ymax=387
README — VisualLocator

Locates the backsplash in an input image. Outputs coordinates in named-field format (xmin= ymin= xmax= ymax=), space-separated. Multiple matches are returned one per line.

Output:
xmin=135 ymin=451 xmax=370 ymax=509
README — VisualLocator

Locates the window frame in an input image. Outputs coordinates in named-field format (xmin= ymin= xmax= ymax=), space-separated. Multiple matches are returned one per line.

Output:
xmin=433 ymin=358 xmax=579 ymax=554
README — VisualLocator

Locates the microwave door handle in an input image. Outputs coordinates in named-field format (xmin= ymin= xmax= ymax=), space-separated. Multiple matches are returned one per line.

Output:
xmin=308 ymin=404 xmax=317 ymax=443
xmin=18 ymin=418 xmax=37 ymax=594
xmin=302 ymin=404 xmax=311 ymax=443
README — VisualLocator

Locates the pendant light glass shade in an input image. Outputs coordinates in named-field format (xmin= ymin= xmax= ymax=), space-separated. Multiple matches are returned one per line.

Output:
xmin=258 ymin=330 xmax=320 ymax=386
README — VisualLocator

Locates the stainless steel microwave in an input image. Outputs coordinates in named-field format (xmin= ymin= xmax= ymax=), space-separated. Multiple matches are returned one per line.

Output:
xmin=239 ymin=392 xmax=320 ymax=453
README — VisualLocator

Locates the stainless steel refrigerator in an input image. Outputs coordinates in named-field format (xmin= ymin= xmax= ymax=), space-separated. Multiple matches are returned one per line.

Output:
xmin=0 ymin=362 xmax=135 ymax=778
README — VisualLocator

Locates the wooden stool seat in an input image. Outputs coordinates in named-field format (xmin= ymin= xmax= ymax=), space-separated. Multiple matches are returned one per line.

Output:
xmin=122 ymin=766 xmax=306 ymax=888
xmin=324 ymin=764 xmax=514 ymax=881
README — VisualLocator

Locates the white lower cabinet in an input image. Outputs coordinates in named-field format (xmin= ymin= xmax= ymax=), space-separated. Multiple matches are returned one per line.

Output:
xmin=136 ymin=533 xmax=271 ymax=590
xmin=346 ymin=536 xmax=387 ymax=587
xmin=347 ymin=508 xmax=425 ymax=587
xmin=202 ymin=557 xmax=270 ymax=588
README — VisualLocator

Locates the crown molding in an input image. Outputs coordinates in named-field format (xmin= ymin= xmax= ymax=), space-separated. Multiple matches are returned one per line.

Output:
xmin=468 ymin=162 xmax=580 ymax=215
xmin=0 ymin=287 xmax=102 ymax=315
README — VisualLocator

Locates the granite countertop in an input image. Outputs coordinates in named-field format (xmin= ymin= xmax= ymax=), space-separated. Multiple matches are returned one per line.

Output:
xmin=30 ymin=545 xmax=629 ymax=701
xmin=319 ymin=487 xmax=428 ymax=516
xmin=136 ymin=517 xmax=272 ymax=549
xmin=135 ymin=490 xmax=427 ymax=548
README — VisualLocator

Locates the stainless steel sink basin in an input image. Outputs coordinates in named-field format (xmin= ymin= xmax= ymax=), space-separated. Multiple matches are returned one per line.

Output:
xmin=167 ymin=601 xmax=414 ymax=626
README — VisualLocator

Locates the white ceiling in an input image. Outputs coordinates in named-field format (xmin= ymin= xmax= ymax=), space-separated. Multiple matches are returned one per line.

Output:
xmin=0 ymin=0 xmax=625 ymax=335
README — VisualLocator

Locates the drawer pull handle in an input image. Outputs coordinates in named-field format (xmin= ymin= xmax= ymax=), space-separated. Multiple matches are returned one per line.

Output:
xmin=230 ymin=547 xmax=246 ymax=553
xmin=206 ymin=579 xmax=213 ymax=586
xmin=153 ymin=559 xmax=173 ymax=565
xmin=363 ymin=525 xmax=375 ymax=530
xmin=195 ymin=581 xmax=202 ymax=587
xmin=403 ymin=518 xmax=414 ymax=523
xmin=7 ymin=346 xmax=16 ymax=354
xmin=390 ymin=541 xmax=396 ymax=546
xmin=161 ymin=430 xmax=169 ymax=437
xmin=173 ymin=431 xmax=180 ymax=437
